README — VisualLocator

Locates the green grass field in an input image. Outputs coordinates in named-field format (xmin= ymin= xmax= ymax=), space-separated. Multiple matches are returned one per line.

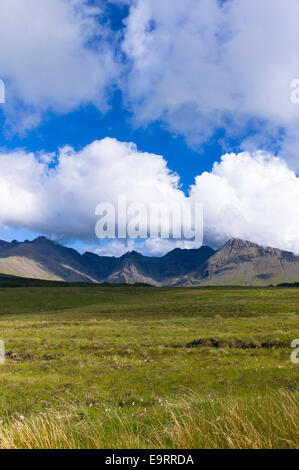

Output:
xmin=0 ymin=286 xmax=298 ymax=448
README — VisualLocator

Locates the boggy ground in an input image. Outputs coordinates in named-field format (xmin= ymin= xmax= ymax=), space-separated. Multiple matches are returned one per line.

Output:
xmin=0 ymin=286 xmax=298 ymax=448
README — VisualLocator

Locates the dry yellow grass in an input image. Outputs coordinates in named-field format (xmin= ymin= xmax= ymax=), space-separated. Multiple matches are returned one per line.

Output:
xmin=0 ymin=286 xmax=298 ymax=450
xmin=0 ymin=390 xmax=297 ymax=449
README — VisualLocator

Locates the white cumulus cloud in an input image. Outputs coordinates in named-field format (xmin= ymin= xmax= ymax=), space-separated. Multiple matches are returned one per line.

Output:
xmin=190 ymin=151 xmax=299 ymax=253
xmin=121 ymin=0 xmax=299 ymax=167
xmin=3 ymin=0 xmax=299 ymax=165
xmin=0 ymin=138 xmax=186 ymax=244
xmin=0 ymin=139 xmax=299 ymax=255
xmin=0 ymin=0 xmax=117 ymax=132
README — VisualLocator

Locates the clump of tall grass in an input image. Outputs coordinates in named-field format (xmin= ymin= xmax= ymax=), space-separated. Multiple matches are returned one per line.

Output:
xmin=152 ymin=389 xmax=298 ymax=449
xmin=0 ymin=390 xmax=297 ymax=449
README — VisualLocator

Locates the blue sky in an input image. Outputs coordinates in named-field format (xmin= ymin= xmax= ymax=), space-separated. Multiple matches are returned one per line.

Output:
xmin=0 ymin=0 xmax=299 ymax=256
xmin=0 ymin=91 xmax=226 ymax=192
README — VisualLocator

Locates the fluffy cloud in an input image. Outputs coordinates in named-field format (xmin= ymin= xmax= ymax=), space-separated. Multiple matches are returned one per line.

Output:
xmin=1 ymin=139 xmax=299 ymax=255
xmin=0 ymin=138 xmax=186 ymax=243
xmin=95 ymin=239 xmax=137 ymax=258
xmin=121 ymin=0 xmax=299 ymax=166
xmin=3 ymin=0 xmax=299 ymax=163
xmin=95 ymin=238 xmax=200 ymax=257
xmin=190 ymin=151 xmax=299 ymax=253
xmin=0 ymin=0 xmax=117 ymax=131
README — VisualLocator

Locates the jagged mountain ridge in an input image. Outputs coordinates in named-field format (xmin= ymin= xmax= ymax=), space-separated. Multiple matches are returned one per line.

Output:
xmin=0 ymin=236 xmax=298 ymax=286
xmin=0 ymin=239 xmax=19 ymax=254
xmin=0 ymin=237 xmax=215 ymax=285
xmin=181 ymin=238 xmax=299 ymax=286
xmin=82 ymin=246 xmax=215 ymax=285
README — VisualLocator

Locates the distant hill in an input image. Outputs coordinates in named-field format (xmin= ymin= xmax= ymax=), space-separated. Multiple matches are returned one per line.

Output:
xmin=181 ymin=238 xmax=299 ymax=286
xmin=0 ymin=236 xmax=298 ymax=286
xmin=0 ymin=240 xmax=19 ymax=254
xmin=84 ymin=246 xmax=216 ymax=286
xmin=0 ymin=237 xmax=97 ymax=282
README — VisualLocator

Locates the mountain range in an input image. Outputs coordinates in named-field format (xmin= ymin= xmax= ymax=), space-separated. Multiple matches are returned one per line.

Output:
xmin=0 ymin=236 xmax=298 ymax=286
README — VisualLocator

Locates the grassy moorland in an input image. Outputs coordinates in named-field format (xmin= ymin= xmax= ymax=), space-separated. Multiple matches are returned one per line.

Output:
xmin=0 ymin=285 xmax=298 ymax=448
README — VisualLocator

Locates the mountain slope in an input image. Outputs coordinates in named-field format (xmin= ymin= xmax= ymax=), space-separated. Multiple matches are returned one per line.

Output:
xmin=0 ymin=237 xmax=97 ymax=282
xmin=0 ymin=238 xmax=215 ymax=285
xmin=82 ymin=252 xmax=119 ymax=281
xmin=184 ymin=238 xmax=299 ymax=286
xmin=0 ymin=236 xmax=298 ymax=286
xmin=0 ymin=240 xmax=19 ymax=254
xmin=104 ymin=247 xmax=215 ymax=285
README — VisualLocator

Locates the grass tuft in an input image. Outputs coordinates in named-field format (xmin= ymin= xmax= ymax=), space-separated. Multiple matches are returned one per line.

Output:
xmin=0 ymin=390 xmax=297 ymax=449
